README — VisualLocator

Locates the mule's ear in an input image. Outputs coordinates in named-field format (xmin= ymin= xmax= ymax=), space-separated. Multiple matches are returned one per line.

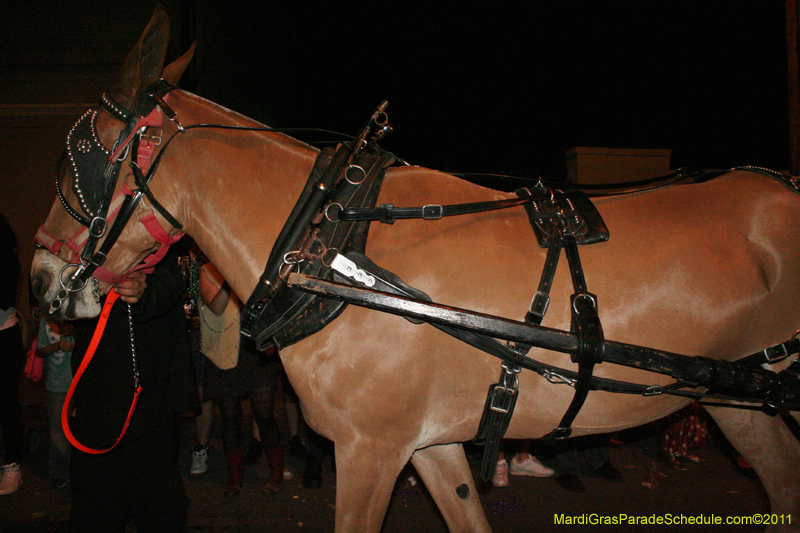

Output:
xmin=110 ymin=5 xmax=171 ymax=110
xmin=161 ymin=42 xmax=196 ymax=86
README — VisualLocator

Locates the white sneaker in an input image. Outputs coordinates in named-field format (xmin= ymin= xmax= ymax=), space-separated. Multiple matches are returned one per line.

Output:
xmin=510 ymin=454 xmax=554 ymax=477
xmin=491 ymin=459 xmax=510 ymax=487
xmin=0 ymin=463 xmax=22 ymax=495
xmin=190 ymin=447 xmax=208 ymax=475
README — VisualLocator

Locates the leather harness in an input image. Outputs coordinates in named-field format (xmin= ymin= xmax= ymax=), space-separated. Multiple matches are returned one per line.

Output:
xmin=41 ymin=92 xmax=800 ymax=473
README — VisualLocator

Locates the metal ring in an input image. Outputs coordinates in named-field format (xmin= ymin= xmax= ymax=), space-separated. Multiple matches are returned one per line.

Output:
xmin=321 ymin=247 xmax=339 ymax=268
xmin=58 ymin=263 xmax=90 ymax=293
xmin=373 ymin=111 xmax=389 ymax=126
xmin=345 ymin=165 xmax=366 ymax=185
xmin=282 ymin=251 xmax=303 ymax=265
xmin=324 ymin=203 xmax=343 ymax=223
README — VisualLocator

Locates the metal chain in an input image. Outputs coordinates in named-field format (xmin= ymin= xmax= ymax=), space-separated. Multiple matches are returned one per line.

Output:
xmin=91 ymin=277 xmax=101 ymax=303
xmin=199 ymin=302 xmax=239 ymax=333
xmin=126 ymin=303 xmax=140 ymax=389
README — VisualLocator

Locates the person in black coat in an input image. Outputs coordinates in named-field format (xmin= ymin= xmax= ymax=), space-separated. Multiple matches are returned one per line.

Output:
xmin=0 ymin=214 xmax=25 ymax=496
xmin=68 ymin=247 xmax=198 ymax=532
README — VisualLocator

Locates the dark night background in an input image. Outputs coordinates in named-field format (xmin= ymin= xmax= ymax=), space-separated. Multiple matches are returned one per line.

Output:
xmin=183 ymin=1 xmax=791 ymax=178
xmin=2 ymin=1 xmax=791 ymax=177
xmin=0 ymin=0 xmax=794 ymax=301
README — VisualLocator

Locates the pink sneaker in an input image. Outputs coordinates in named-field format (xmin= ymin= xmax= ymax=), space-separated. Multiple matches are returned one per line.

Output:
xmin=0 ymin=463 xmax=22 ymax=495
xmin=491 ymin=459 xmax=510 ymax=487
xmin=510 ymin=454 xmax=554 ymax=477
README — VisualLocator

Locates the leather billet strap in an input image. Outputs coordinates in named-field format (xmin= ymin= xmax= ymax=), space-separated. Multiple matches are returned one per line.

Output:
xmin=736 ymin=337 xmax=800 ymax=368
xmin=473 ymin=193 xmax=606 ymax=461
xmin=539 ymin=235 xmax=605 ymax=441
xmin=336 ymin=196 xmax=534 ymax=224
xmin=473 ymin=227 xmax=564 ymax=479
xmin=475 ymin=361 xmax=521 ymax=481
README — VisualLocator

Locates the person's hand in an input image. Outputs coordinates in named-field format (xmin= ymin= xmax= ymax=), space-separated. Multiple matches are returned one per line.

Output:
xmin=113 ymin=271 xmax=147 ymax=304
xmin=58 ymin=340 xmax=74 ymax=351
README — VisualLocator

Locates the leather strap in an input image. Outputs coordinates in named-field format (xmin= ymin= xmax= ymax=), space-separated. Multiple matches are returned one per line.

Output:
xmin=542 ymin=235 xmax=604 ymax=440
xmin=337 ymin=196 xmax=532 ymax=224
xmin=735 ymin=338 xmax=800 ymax=368
xmin=62 ymin=290 xmax=142 ymax=454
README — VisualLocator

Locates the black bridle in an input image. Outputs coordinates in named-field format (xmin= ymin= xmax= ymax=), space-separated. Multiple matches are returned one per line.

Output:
xmin=44 ymin=79 xmax=183 ymax=312
xmin=42 ymin=79 xmax=363 ymax=313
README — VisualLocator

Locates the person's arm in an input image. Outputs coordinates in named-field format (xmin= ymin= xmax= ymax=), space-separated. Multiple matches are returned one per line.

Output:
xmin=36 ymin=339 xmax=73 ymax=358
xmin=36 ymin=321 xmax=73 ymax=357
xmin=199 ymin=262 xmax=232 ymax=315
xmin=126 ymin=249 xmax=186 ymax=322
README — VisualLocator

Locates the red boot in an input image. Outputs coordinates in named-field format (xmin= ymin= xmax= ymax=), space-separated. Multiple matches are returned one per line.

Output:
xmin=264 ymin=445 xmax=284 ymax=494
xmin=224 ymin=447 xmax=244 ymax=497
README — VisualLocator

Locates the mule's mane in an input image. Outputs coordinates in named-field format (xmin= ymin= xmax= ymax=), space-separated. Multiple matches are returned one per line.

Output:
xmin=174 ymin=90 xmax=321 ymax=156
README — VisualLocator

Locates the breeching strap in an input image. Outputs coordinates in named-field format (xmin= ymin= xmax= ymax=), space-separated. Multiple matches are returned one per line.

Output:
xmin=62 ymin=290 xmax=142 ymax=454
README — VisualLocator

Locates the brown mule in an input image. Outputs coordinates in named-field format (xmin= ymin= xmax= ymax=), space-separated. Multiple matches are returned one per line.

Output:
xmin=30 ymin=7 xmax=800 ymax=532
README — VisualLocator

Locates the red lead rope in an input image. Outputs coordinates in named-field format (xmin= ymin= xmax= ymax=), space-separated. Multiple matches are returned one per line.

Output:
xmin=62 ymin=290 xmax=143 ymax=454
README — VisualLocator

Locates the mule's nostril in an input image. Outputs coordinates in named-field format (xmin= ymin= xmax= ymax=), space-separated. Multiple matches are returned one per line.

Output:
xmin=31 ymin=271 xmax=52 ymax=309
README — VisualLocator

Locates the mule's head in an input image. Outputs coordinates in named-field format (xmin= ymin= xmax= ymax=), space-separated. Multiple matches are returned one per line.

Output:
xmin=31 ymin=6 xmax=194 ymax=320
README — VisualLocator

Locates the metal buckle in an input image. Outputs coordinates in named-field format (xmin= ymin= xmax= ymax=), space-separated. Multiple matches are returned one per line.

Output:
xmin=762 ymin=343 xmax=790 ymax=364
xmin=87 ymin=250 xmax=107 ymax=269
xmin=571 ymin=292 xmax=598 ymax=315
xmin=529 ymin=291 xmax=550 ymax=318
xmin=489 ymin=385 xmax=514 ymax=413
xmin=422 ymin=205 xmax=443 ymax=220
xmin=140 ymin=127 xmax=163 ymax=145
xmin=88 ymin=216 xmax=108 ymax=238
xmin=489 ymin=362 xmax=520 ymax=413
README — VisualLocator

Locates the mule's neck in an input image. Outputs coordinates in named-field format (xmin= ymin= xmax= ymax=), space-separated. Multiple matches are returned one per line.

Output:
xmin=161 ymin=91 xmax=319 ymax=301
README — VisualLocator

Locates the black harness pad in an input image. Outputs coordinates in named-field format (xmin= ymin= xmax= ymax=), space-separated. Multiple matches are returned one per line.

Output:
xmin=255 ymin=149 xmax=394 ymax=351
xmin=516 ymin=188 xmax=609 ymax=248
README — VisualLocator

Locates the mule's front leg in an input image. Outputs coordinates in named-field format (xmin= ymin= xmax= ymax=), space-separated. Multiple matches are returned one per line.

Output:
xmin=333 ymin=438 xmax=415 ymax=533
xmin=411 ymin=443 xmax=492 ymax=533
